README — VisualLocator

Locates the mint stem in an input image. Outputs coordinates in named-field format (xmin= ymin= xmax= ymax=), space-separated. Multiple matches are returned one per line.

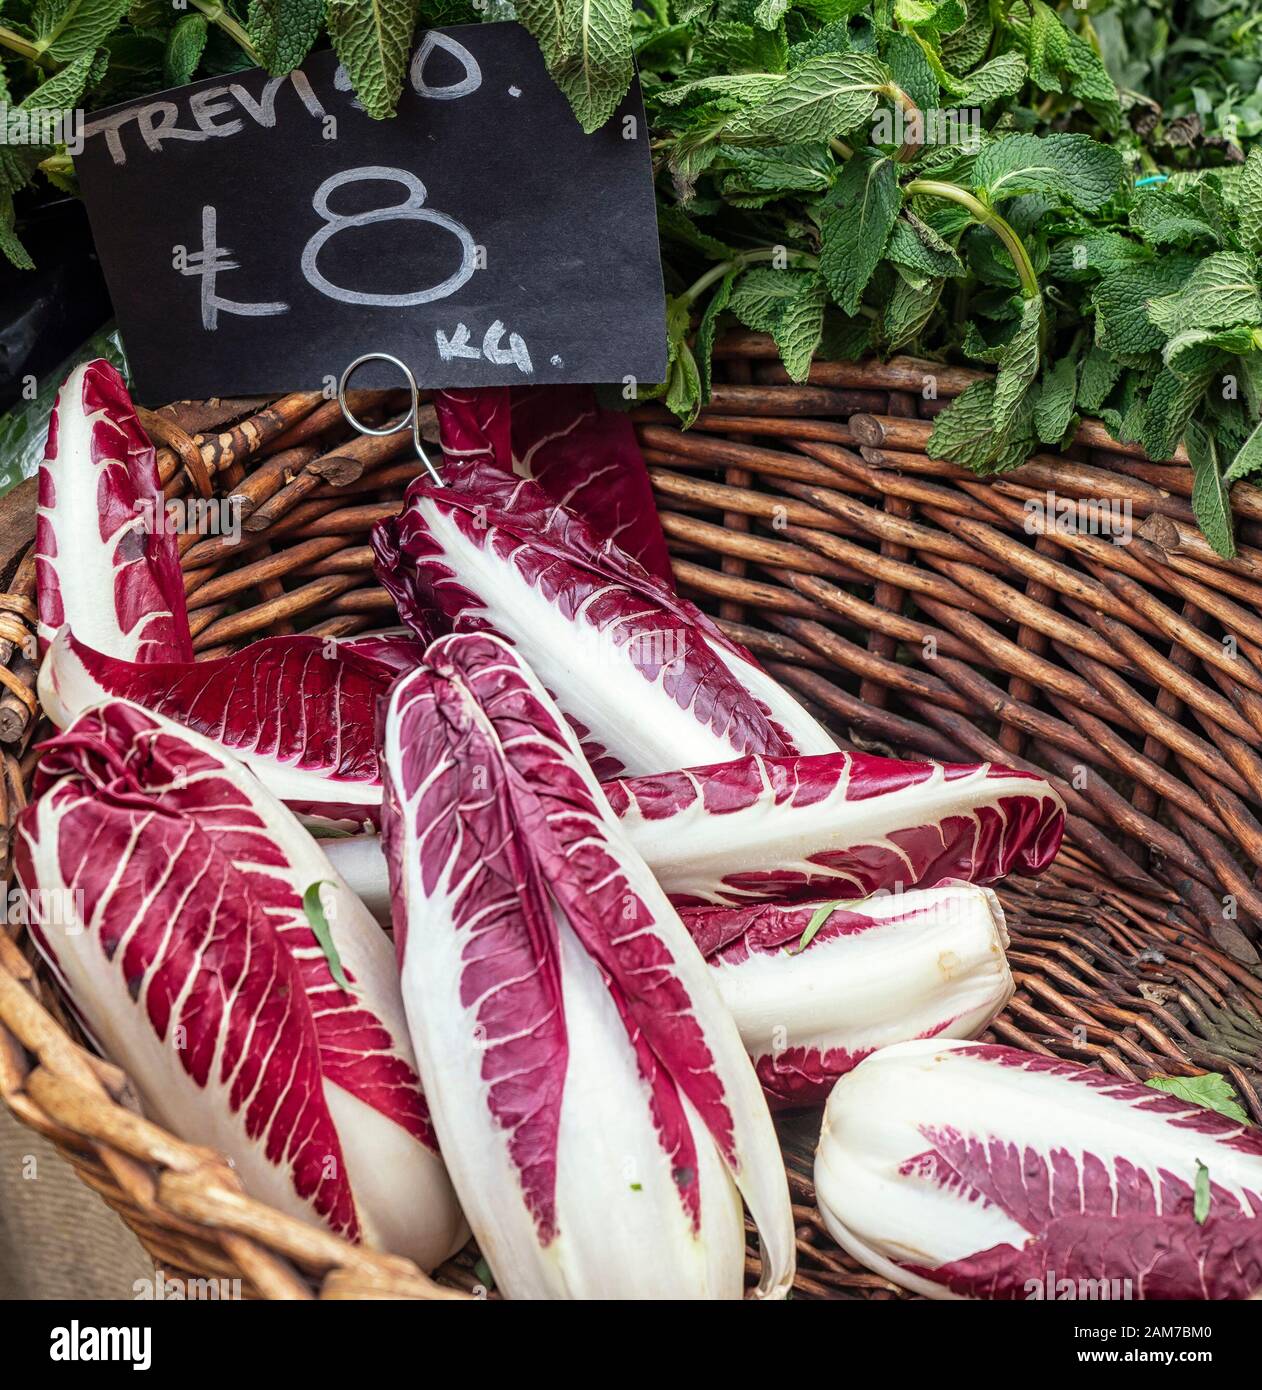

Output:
xmin=189 ymin=0 xmax=261 ymax=65
xmin=681 ymin=247 xmax=819 ymax=306
xmin=0 ymin=25 xmax=53 ymax=68
xmin=905 ymin=178 xmax=1041 ymax=299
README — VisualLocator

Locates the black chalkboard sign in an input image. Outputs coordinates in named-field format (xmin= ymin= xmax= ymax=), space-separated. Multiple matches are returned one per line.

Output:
xmin=73 ymin=23 xmax=667 ymax=403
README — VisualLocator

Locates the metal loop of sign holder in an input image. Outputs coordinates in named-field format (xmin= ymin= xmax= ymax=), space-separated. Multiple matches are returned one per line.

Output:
xmin=337 ymin=352 xmax=443 ymax=486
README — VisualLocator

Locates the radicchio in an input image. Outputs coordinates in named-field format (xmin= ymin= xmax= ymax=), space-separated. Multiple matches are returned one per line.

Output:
xmin=379 ymin=630 xmax=794 ymax=1299
xmin=322 ymin=749 xmax=1063 ymax=915
xmin=687 ymin=882 xmax=1013 ymax=1108
xmin=815 ymin=1039 xmax=1262 ymax=1300
xmin=36 ymin=360 xmax=191 ymax=662
xmin=38 ymin=628 xmax=390 ymax=824
xmin=606 ymin=751 xmax=1065 ymax=905
xmin=433 ymin=385 xmax=674 ymax=585
xmin=372 ymin=459 xmax=836 ymax=778
xmin=15 ymin=700 xmax=465 ymax=1269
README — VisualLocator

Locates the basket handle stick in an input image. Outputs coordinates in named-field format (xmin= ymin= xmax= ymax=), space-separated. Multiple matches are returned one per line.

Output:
xmin=337 ymin=353 xmax=442 ymax=487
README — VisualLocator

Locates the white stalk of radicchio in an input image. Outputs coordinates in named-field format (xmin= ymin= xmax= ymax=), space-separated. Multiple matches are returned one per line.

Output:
xmin=686 ymin=883 xmax=1013 ymax=1109
xmin=605 ymin=751 xmax=1065 ymax=905
xmin=379 ymin=630 xmax=795 ymax=1299
xmin=372 ymin=460 xmax=836 ymax=778
xmin=38 ymin=628 xmax=390 ymax=825
xmin=323 ymin=749 xmax=1064 ymax=916
xmin=15 ymin=700 xmax=466 ymax=1270
xmin=36 ymin=360 xmax=191 ymax=662
xmin=815 ymin=1039 xmax=1262 ymax=1300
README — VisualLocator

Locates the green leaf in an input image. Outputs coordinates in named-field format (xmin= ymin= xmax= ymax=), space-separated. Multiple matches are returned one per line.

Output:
xmin=884 ymin=273 xmax=942 ymax=351
xmin=1225 ymin=416 xmax=1262 ymax=487
xmin=1185 ymin=417 xmax=1236 ymax=560
xmin=1049 ymin=230 xmax=1151 ymax=283
xmin=752 ymin=0 xmax=788 ymax=28
xmin=973 ymin=133 xmax=1123 ymax=214
xmin=165 ymin=12 xmax=208 ymax=86
xmin=789 ymin=899 xmax=843 ymax=954
xmin=960 ymin=51 xmax=1027 ymax=106
xmin=1077 ymin=346 xmax=1122 ymax=415
xmin=772 ymin=272 xmax=827 ymax=381
xmin=819 ymin=153 xmax=900 ymax=315
xmin=881 ymin=28 xmax=937 ymax=115
xmin=664 ymin=294 xmax=701 ymax=424
xmin=0 ymin=191 xmax=32 ymax=272
xmin=518 ymin=0 xmax=634 ymax=133
xmin=1238 ymin=149 xmax=1262 ymax=259
xmin=716 ymin=142 xmax=833 ymax=195
xmin=695 ymin=269 xmax=737 ymax=401
xmin=727 ymin=51 xmax=888 ymax=143
xmin=1021 ymin=0 xmax=1071 ymax=94
xmin=927 ymin=379 xmax=1000 ymax=470
xmin=1145 ymin=1073 xmax=1250 ymax=1124
xmin=1064 ymin=30 xmax=1120 ymax=131
xmin=21 ymin=51 xmax=99 ymax=114
xmin=992 ymin=294 xmax=1043 ymax=437
xmin=302 ymin=881 xmax=357 ymax=994
xmin=248 ymin=0 xmax=325 ymax=75
xmin=885 ymin=212 xmax=964 ymax=279
xmin=1092 ymin=258 xmax=1200 ymax=362
xmin=1194 ymin=1161 xmax=1211 ymax=1225
xmin=325 ymin=0 xmax=416 ymax=121
xmin=1034 ymin=351 xmax=1077 ymax=445
xmin=893 ymin=0 xmax=965 ymax=34
xmin=1146 ymin=253 xmax=1262 ymax=339
xmin=1130 ymin=188 xmax=1218 ymax=248
xmin=31 ymin=0 xmax=130 ymax=63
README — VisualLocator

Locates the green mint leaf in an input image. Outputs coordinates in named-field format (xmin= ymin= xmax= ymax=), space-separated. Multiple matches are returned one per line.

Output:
xmin=1130 ymin=188 xmax=1219 ymax=248
xmin=0 ymin=191 xmax=33 ymax=272
xmin=893 ymin=0 xmax=965 ymax=35
xmin=973 ymin=132 xmax=1122 ymax=214
xmin=1194 ymin=1160 xmax=1211 ymax=1226
xmin=1145 ymin=1073 xmax=1250 ymax=1125
xmin=884 ymin=273 xmax=943 ymax=351
xmin=885 ymin=212 xmax=964 ymax=279
xmin=325 ymin=0 xmax=416 ymax=120
xmin=302 ymin=881 xmax=357 ymax=994
xmin=752 ymin=0 xmax=788 ymax=29
xmin=1034 ymin=351 xmax=1077 ymax=445
xmin=691 ymin=20 xmax=788 ymax=76
xmin=716 ymin=142 xmax=833 ymax=196
xmin=727 ymin=51 xmax=888 ymax=143
xmin=1020 ymin=0 xmax=1071 ymax=95
xmin=927 ymin=379 xmax=999 ymax=469
xmin=960 ymin=51 xmax=1027 ymax=106
xmin=31 ymin=0 xmax=130 ymax=63
xmin=165 ymin=12 xmax=208 ymax=86
xmin=992 ymin=294 xmax=1043 ymax=438
xmin=519 ymin=0 xmax=634 ymax=133
xmin=695 ymin=269 xmax=737 ymax=401
xmin=1077 ymin=346 xmax=1123 ymax=415
xmin=1225 ymin=415 xmax=1262 ymax=487
xmin=248 ymin=0 xmax=324 ymax=75
xmin=819 ymin=153 xmax=900 ymax=315
xmin=1146 ymin=253 xmax=1262 ymax=338
xmin=1049 ymin=230 xmax=1151 ymax=283
xmin=663 ymin=294 xmax=701 ymax=424
xmin=1237 ymin=149 xmax=1262 ymax=259
xmin=20 ymin=51 xmax=99 ymax=115
xmin=1064 ymin=30 xmax=1120 ymax=131
xmin=881 ymin=28 xmax=938 ymax=114
xmin=1185 ymin=417 xmax=1236 ymax=560
xmin=1092 ymin=258 xmax=1200 ymax=362
xmin=772 ymin=271 xmax=827 ymax=381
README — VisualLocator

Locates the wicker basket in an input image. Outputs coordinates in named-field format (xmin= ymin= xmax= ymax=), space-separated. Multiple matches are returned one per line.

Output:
xmin=2 ymin=333 xmax=1262 ymax=1299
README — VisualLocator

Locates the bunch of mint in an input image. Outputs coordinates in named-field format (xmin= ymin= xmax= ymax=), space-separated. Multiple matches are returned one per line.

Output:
xmin=635 ymin=0 xmax=1262 ymax=559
